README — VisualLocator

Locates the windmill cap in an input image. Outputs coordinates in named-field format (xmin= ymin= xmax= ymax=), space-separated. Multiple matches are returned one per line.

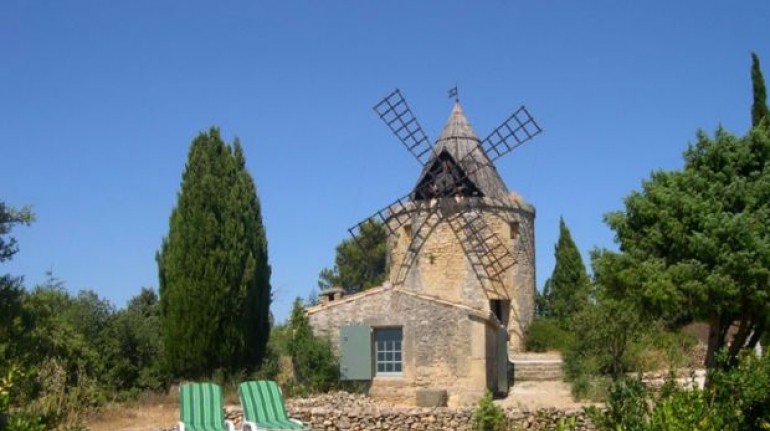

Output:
xmin=437 ymin=102 xmax=480 ymax=142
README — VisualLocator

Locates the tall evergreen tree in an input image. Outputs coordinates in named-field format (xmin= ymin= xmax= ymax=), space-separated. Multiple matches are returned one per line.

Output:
xmin=535 ymin=278 xmax=553 ymax=318
xmin=547 ymin=217 xmax=590 ymax=325
xmin=157 ymin=128 xmax=271 ymax=377
xmin=751 ymin=52 xmax=769 ymax=127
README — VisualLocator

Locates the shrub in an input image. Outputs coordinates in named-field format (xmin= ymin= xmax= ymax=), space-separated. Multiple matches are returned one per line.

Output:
xmin=0 ymin=365 xmax=45 ymax=431
xmin=27 ymin=358 xmax=102 ymax=430
xmin=586 ymin=377 xmax=649 ymax=431
xmin=524 ymin=318 xmax=574 ymax=352
xmin=471 ymin=390 xmax=506 ymax=431
xmin=285 ymin=298 xmax=339 ymax=395
xmin=586 ymin=351 xmax=770 ymax=431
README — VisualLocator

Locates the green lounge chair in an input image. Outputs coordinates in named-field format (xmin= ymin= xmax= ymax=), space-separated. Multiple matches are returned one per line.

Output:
xmin=178 ymin=382 xmax=235 ymax=431
xmin=238 ymin=380 xmax=309 ymax=431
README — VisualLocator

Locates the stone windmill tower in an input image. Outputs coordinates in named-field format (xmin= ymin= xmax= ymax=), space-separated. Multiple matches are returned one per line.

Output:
xmin=351 ymin=89 xmax=541 ymax=352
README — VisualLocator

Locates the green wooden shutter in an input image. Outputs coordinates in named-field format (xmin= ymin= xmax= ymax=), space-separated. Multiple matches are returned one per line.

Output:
xmin=496 ymin=327 xmax=509 ymax=394
xmin=340 ymin=325 xmax=372 ymax=380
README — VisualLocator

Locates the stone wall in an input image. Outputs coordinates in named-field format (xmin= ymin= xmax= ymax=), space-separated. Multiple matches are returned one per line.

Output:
xmin=307 ymin=288 xmax=500 ymax=406
xmin=220 ymin=392 xmax=595 ymax=431
xmin=386 ymin=195 xmax=536 ymax=353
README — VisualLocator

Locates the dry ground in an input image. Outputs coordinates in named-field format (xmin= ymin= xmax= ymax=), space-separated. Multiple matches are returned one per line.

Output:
xmin=86 ymin=392 xmax=179 ymax=431
xmin=497 ymin=380 xmax=592 ymax=411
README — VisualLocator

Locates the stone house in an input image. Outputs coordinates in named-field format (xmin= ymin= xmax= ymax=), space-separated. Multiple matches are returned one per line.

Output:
xmin=307 ymin=102 xmax=536 ymax=407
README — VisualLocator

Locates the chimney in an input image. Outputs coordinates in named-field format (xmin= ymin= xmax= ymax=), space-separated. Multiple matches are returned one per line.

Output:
xmin=319 ymin=286 xmax=345 ymax=305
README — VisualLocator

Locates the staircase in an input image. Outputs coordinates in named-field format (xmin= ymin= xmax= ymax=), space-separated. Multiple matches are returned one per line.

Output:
xmin=510 ymin=352 xmax=564 ymax=382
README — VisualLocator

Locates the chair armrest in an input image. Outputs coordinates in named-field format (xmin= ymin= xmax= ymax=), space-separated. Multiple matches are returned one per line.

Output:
xmin=290 ymin=418 xmax=310 ymax=429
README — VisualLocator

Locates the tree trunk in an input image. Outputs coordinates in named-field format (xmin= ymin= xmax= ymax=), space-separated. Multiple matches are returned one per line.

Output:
xmin=746 ymin=323 xmax=765 ymax=349
xmin=727 ymin=316 xmax=752 ymax=367
xmin=705 ymin=316 xmax=726 ymax=370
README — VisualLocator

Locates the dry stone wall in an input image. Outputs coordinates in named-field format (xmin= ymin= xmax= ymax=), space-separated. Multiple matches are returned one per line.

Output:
xmin=216 ymin=392 xmax=594 ymax=431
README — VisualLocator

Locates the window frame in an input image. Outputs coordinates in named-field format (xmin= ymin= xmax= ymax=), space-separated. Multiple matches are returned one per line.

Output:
xmin=373 ymin=327 xmax=403 ymax=377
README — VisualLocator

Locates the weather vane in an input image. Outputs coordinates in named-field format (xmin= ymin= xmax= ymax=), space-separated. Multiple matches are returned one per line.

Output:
xmin=448 ymin=85 xmax=459 ymax=103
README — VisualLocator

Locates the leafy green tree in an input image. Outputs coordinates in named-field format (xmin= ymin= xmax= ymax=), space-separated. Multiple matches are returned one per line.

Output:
xmin=318 ymin=220 xmax=387 ymax=294
xmin=286 ymin=298 xmax=338 ymax=394
xmin=752 ymin=52 xmax=769 ymax=127
xmin=605 ymin=126 xmax=770 ymax=369
xmin=158 ymin=128 xmax=271 ymax=377
xmin=22 ymin=277 xmax=106 ymax=382
xmin=543 ymin=217 xmax=590 ymax=325
xmin=0 ymin=201 xmax=34 ymax=365
xmin=568 ymin=250 xmax=649 ymax=380
xmin=0 ymin=202 xmax=33 ymax=264
xmin=103 ymin=288 xmax=167 ymax=392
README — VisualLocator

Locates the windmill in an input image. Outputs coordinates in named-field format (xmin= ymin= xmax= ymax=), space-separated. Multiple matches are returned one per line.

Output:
xmin=349 ymin=88 xmax=542 ymax=300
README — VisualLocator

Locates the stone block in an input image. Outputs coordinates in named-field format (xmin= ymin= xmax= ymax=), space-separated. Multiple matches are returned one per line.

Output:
xmin=415 ymin=389 xmax=448 ymax=407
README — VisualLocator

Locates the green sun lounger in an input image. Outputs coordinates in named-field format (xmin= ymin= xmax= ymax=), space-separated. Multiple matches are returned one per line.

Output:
xmin=238 ymin=381 xmax=309 ymax=431
xmin=178 ymin=382 xmax=235 ymax=431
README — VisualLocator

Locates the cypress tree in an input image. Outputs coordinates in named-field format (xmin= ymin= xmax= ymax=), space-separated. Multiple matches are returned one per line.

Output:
xmin=535 ymin=278 xmax=553 ymax=318
xmin=158 ymin=128 xmax=271 ymax=377
xmin=751 ymin=52 xmax=769 ymax=127
xmin=547 ymin=217 xmax=590 ymax=325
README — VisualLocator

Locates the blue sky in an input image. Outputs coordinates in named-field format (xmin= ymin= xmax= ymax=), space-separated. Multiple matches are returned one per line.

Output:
xmin=2 ymin=1 xmax=769 ymax=322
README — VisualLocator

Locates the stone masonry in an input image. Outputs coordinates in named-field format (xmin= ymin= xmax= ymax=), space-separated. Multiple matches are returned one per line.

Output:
xmin=307 ymin=287 xmax=503 ymax=407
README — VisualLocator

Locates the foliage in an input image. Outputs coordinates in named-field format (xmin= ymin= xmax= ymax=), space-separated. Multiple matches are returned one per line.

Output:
xmin=471 ymin=390 xmax=506 ymax=431
xmin=1 ymin=272 xmax=169 ymax=427
xmin=524 ymin=318 xmax=574 ymax=353
xmin=0 ymin=202 xmax=34 ymax=264
xmin=604 ymin=126 xmax=770 ymax=368
xmin=539 ymin=218 xmax=590 ymax=325
xmin=586 ymin=377 xmax=649 ymax=431
xmin=102 ymin=288 xmax=168 ymax=394
xmin=318 ymin=220 xmax=388 ymax=294
xmin=285 ymin=298 xmax=339 ymax=395
xmin=534 ymin=278 xmax=552 ymax=318
xmin=587 ymin=351 xmax=770 ymax=431
xmin=752 ymin=52 xmax=769 ymax=127
xmin=26 ymin=358 xmax=99 ymax=430
xmin=0 ymin=275 xmax=33 ymax=368
xmin=0 ymin=201 xmax=35 ymax=381
xmin=0 ymin=365 xmax=45 ymax=431
xmin=158 ymin=128 xmax=271 ymax=378
xmin=565 ymin=249 xmax=699 ymax=400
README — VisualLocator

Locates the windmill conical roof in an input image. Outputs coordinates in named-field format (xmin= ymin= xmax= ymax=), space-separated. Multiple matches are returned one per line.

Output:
xmin=413 ymin=102 xmax=510 ymax=200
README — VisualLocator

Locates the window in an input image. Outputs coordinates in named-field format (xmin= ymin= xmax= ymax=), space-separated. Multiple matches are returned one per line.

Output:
xmin=404 ymin=224 xmax=412 ymax=242
xmin=510 ymin=222 xmax=520 ymax=240
xmin=374 ymin=328 xmax=403 ymax=375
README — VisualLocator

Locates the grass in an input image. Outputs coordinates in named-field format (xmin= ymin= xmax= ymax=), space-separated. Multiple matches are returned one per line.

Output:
xmin=86 ymin=391 xmax=179 ymax=431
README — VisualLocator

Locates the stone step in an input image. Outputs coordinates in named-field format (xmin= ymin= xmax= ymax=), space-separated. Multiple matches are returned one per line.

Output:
xmin=510 ymin=360 xmax=564 ymax=382
xmin=509 ymin=352 xmax=562 ymax=362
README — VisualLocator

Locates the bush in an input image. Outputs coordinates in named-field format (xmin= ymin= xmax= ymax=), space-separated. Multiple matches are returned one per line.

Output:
xmin=525 ymin=318 xmax=574 ymax=352
xmin=0 ymin=365 xmax=45 ymax=431
xmin=586 ymin=351 xmax=770 ymax=431
xmin=586 ymin=377 xmax=649 ymax=431
xmin=471 ymin=390 xmax=506 ymax=431
xmin=27 ymin=358 xmax=102 ymax=430
xmin=285 ymin=298 xmax=339 ymax=395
